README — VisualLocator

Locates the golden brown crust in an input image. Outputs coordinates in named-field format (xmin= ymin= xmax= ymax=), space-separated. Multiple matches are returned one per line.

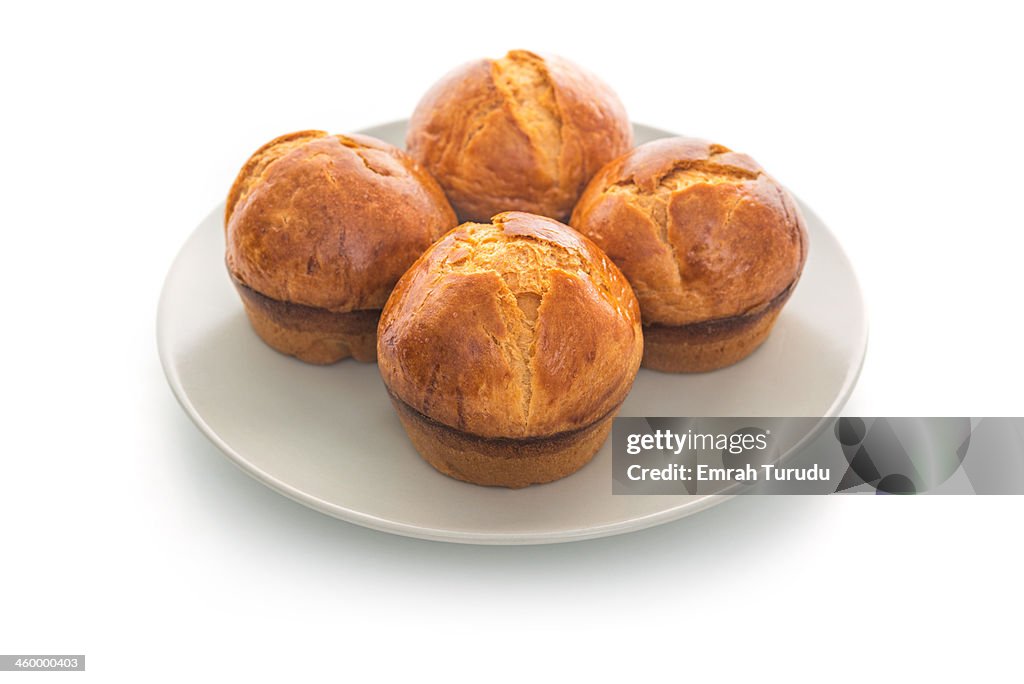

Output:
xmin=407 ymin=50 xmax=633 ymax=222
xmin=378 ymin=211 xmax=642 ymax=442
xmin=232 ymin=274 xmax=379 ymax=364
xmin=225 ymin=132 xmax=457 ymax=313
xmin=389 ymin=390 xmax=617 ymax=488
xmin=225 ymin=130 xmax=329 ymax=226
xmin=571 ymin=136 xmax=808 ymax=326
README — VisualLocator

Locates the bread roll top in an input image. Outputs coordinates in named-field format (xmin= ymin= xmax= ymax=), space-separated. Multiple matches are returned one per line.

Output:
xmin=378 ymin=212 xmax=643 ymax=439
xmin=407 ymin=50 xmax=633 ymax=222
xmin=571 ymin=137 xmax=808 ymax=327
xmin=226 ymin=131 xmax=456 ymax=312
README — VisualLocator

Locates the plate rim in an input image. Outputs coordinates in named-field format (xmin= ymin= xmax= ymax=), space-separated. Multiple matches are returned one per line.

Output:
xmin=156 ymin=121 xmax=868 ymax=545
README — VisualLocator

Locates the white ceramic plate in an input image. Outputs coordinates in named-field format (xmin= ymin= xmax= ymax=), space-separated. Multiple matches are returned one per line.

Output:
xmin=158 ymin=121 xmax=867 ymax=545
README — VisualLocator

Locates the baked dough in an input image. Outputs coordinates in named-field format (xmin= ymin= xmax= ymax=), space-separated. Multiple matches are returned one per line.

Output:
xmin=225 ymin=130 xmax=457 ymax=364
xmin=407 ymin=50 xmax=632 ymax=223
xmin=571 ymin=137 xmax=808 ymax=372
xmin=377 ymin=211 xmax=643 ymax=487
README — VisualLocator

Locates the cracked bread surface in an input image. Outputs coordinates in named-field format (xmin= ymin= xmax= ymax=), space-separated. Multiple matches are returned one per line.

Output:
xmin=225 ymin=131 xmax=457 ymax=313
xmin=570 ymin=137 xmax=808 ymax=328
xmin=406 ymin=50 xmax=632 ymax=223
xmin=377 ymin=212 xmax=642 ymax=441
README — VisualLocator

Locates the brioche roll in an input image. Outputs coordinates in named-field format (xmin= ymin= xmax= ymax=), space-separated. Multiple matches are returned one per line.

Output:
xmin=225 ymin=131 xmax=457 ymax=364
xmin=377 ymin=212 xmax=643 ymax=488
xmin=571 ymin=137 xmax=808 ymax=372
xmin=407 ymin=50 xmax=632 ymax=222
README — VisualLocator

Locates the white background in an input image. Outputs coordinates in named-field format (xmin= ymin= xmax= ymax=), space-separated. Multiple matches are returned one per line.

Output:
xmin=2 ymin=1 xmax=1022 ymax=681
